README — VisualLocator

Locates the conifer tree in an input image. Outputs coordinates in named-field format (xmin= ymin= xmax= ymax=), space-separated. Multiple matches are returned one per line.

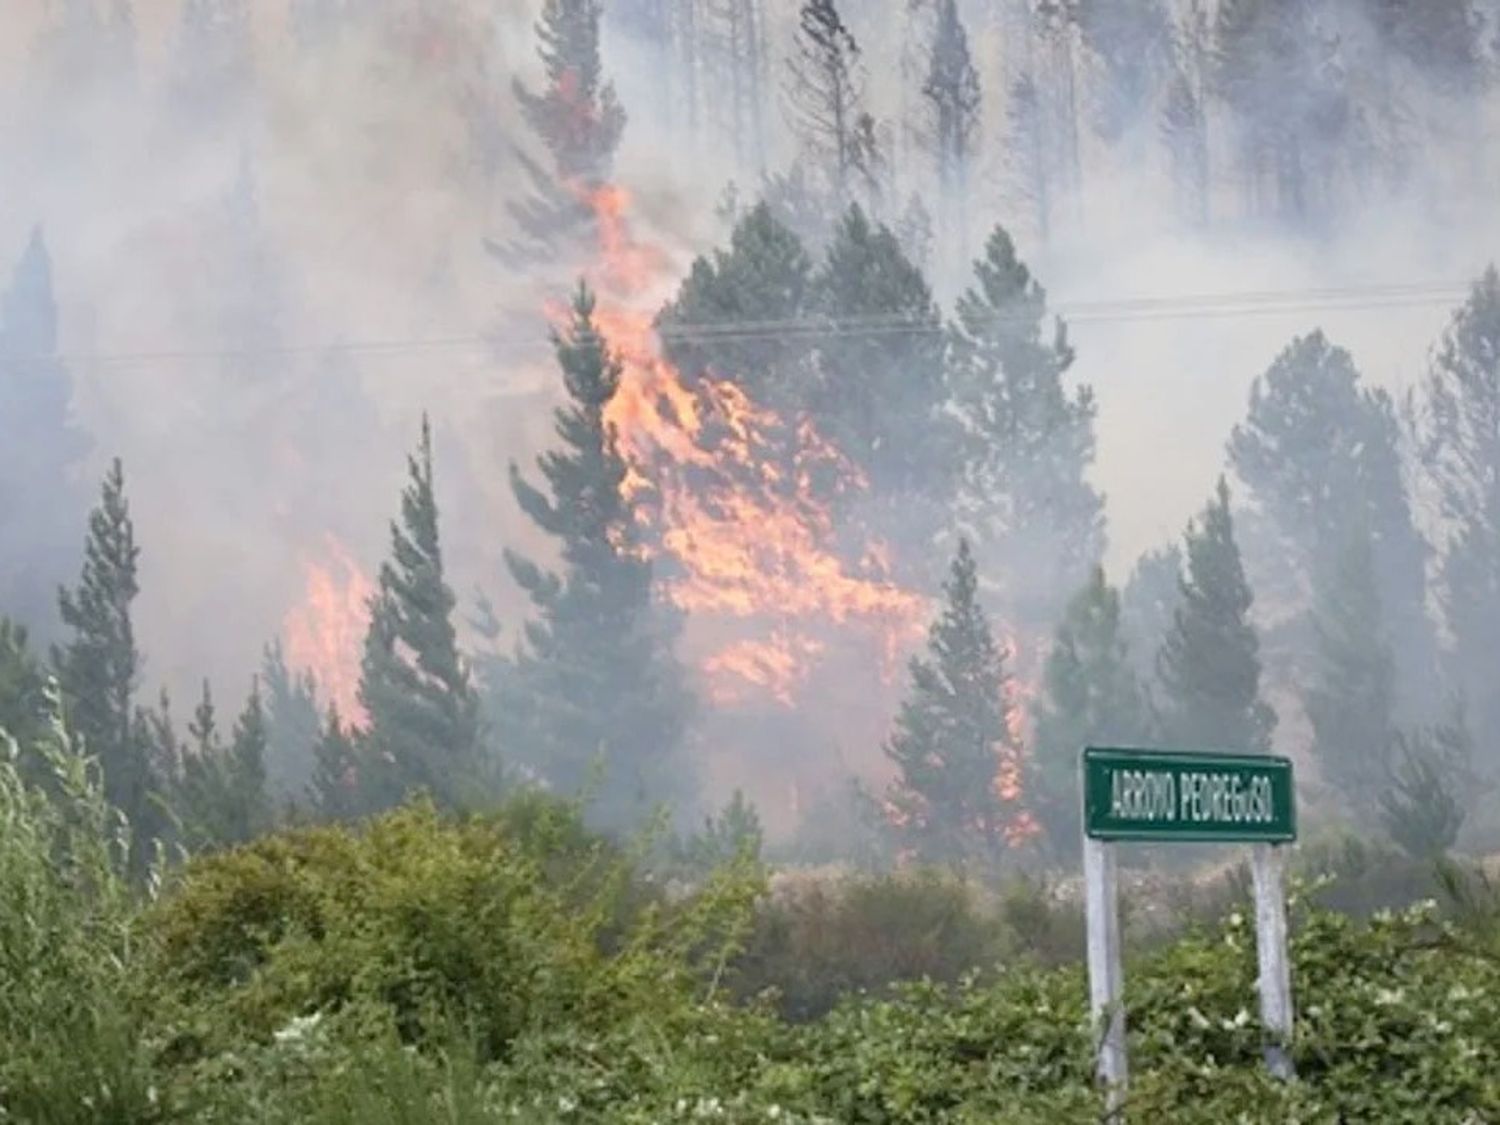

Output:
xmin=504 ymin=283 xmax=693 ymax=830
xmin=814 ymin=205 xmax=950 ymax=501
xmin=54 ymin=459 xmax=159 ymax=851
xmin=496 ymin=0 xmax=626 ymax=266
xmin=0 ymin=228 xmax=91 ymax=631
xmin=657 ymin=201 xmax=816 ymax=414
xmin=884 ymin=539 xmax=1013 ymax=866
xmin=1120 ymin=543 xmax=1184 ymax=690
xmin=172 ymin=0 xmax=254 ymax=121
xmin=946 ymin=224 xmax=1102 ymax=630
xmin=921 ymin=0 xmax=980 ymax=261
xmin=1303 ymin=527 xmax=1395 ymax=823
xmin=1030 ymin=566 xmax=1148 ymax=858
xmin=1413 ymin=266 xmax=1500 ymax=771
xmin=309 ymin=706 xmax=361 ymax=821
xmin=0 ymin=618 xmax=46 ymax=752
xmin=784 ymin=0 xmax=880 ymax=202
xmin=173 ymin=678 xmax=271 ymax=849
xmin=261 ymin=639 xmax=322 ymax=807
xmin=1229 ymin=330 xmax=1434 ymax=707
xmin=357 ymin=416 xmax=483 ymax=812
xmin=1155 ymin=478 xmax=1276 ymax=754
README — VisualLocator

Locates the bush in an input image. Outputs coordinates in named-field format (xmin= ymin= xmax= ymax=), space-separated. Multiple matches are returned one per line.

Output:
xmin=0 ymin=699 xmax=158 ymax=1124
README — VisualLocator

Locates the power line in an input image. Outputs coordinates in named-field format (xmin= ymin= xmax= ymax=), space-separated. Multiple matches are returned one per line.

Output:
xmin=36 ymin=279 xmax=1471 ymax=370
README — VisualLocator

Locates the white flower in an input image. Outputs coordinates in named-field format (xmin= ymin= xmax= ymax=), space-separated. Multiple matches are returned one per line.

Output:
xmin=273 ymin=1012 xmax=323 ymax=1045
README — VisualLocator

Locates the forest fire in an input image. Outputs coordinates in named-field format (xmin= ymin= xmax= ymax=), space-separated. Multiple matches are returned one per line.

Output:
xmin=282 ymin=535 xmax=374 ymax=727
xmin=575 ymin=183 xmax=927 ymax=706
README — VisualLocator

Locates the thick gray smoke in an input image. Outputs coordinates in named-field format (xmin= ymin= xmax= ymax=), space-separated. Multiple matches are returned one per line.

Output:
xmin=2 ymin=0 xmax=1499 ymax=833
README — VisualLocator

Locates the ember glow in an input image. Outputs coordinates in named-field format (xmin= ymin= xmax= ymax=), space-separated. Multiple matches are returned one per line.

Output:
xmin=282 ymin=535 xmax=374 ymax=727
xmin=574 ymin=184 xmax=928 ymax=707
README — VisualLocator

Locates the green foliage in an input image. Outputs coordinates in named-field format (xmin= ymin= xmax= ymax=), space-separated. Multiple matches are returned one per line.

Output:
xmin=0 ymin=683 xmax=156 ymax=1124
xmin=884 ymin=539 xmax=1013 ymax=867
xmin=503 ymin=283 xmax=694 ymax=831
xmin=0 ymin=616 xmax=47 ymax=756
xmin=1030 ymin=566 xmax=1148 ymax=858
xmin=671 ymin=789 xmax=765 ymax=876
xmin=947 ymin=224 xmax=1102 ymax=627
xmin=261 ymin=638 xmax=321 ymax=807
xmin=173 ymin=679 xmax=272 ymax=851
xmin=1155 ymin=477 xmax=1276 ymax=754
xmin=1303 ymin=526 xmax=1396 ymax=823
xmin=358 ymin=415 xmax=486 ymax=814
xmin=1415 ymin=266 xmax=1500 ymax=772
xmin=1380 ymin=718 xmax=1471 ymax=860
xmin=53 ymin=457 xmax=164 ymax=868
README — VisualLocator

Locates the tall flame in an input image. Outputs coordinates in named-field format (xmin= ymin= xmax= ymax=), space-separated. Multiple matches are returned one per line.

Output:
xmin=573 ymin=184 xmax=926 ymax=707
xmin=283 ymin=535 xmax=374 ymax=727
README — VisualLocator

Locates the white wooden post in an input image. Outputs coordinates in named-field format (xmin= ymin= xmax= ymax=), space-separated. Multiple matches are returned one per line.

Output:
xmin=1084 ymin=835 xmax=1127 ymax=1110
xmin=1251 ymin=843 xmax=1295 ymax=1080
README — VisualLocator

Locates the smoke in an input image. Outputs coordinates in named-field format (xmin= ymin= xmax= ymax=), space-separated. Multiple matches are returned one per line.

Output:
xmin=2 ymin=0 xmax=1499 ymax=831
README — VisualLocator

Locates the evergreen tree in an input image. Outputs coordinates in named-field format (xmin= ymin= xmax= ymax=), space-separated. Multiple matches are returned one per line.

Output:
xmin=946 ymin=224 xmax=1102 ymax=630
xmin=0 ymin=618 xmax=47 ymax=751
xmin=1155 ymin=478 xmax=1276 ymax=754
xmin=813 ymin=205 xmax=951 ymax=504
xmin=884 ymin=539 xmax=1013 ymax=867
xmin=1302 ymin=526 xmax=1395 ymax=822
xmin=261 ymin=639 xmax=322 ymax=807
xmin=657 ymin=201 xmax=816 ymax=414
xmin=308 ymin=705 xmax=361 ymax=821
xmin=172 ymin=678 xmax=270 ymax=849
xmin=504 ymin=283 xmax=694 ymax=830
xmin=54 ymin=460 xmax=159 ymax=853
xmin=495 ymin=0 xmax=626 ymax=267
xmin=1074 ymin=0 xmax=1173 ymax=143
xmin=1413 ymin=267 xmax=1500 ymax=771
xmin=357 ymin=416 xmax=483 ymax=813
xmin=0 ymin=228 xmax=91 ymax=633
xmin=1030 ymin=566 xmax=1148 ymax=858
xmin=1229 ymin=330 xmax=1434 ymax=709
xmin=784 ymin=0 xmax=880 ymax=202
xmin=921 ymin=0 xmax=981 ymax=263
xmin=1120 ymin=543 xmax=1184 ymax=691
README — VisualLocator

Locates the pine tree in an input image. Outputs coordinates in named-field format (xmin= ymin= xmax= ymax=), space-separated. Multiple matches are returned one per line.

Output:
xmin=921 ymin=0 xmax=981 ymax=264
xmin=0 ymin=228 xmax=91 ymax=633
xmin=504 ymin=283 xmax=694 ymax=830
xmin=1030 ymin=566 xmax=1148 ymax=858
xmin=884 ymin=539 xmax=1013 ymax=867
xmin=1074 ymin=0 xmax=1173 ymax=143
xmin=1120 ymin=543 xmax=1184 ymax=690
xmin=172 ymin=678 xmax=271 ymax=849
xmin=0 ymin=618 xmax=47 ymax=752
xmin=946 ymin=224 xmax=1102 ymax=631
xmin=261 ymin=639 xmax=322 ymax=807
xmin=1229 ymin=330 xmax=1434 ymax=709
xmin=813 ymin=205 xmax=951 ymax=503
xmin=54 ymin=460 xmax=159 ymax=853
xmin=357 ymin=415 xmax=483 ymax=813
xmin=1413 ymin=266 xmax=1500 ymax=772
xmin=495 ymin=0 xmax=626 ymax=267
xmin=1302 ymin=526 xmax=1395 ymax=823
xmin=309 ymin=705 xmax=361 ymax=821
xmin=1156 ymin=477 xmax=1276 ymax=754
xmin=657 ymin=201 xmax=816 ymax=414
xmin=784 ymin=0 xmax=878 ymax=202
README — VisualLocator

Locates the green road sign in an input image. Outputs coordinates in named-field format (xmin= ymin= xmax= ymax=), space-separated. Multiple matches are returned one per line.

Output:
xmin=1082 ymin=746 xmax=1296 ymax=843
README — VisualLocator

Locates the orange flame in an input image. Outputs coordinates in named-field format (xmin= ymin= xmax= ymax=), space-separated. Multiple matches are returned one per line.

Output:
xmin=565 ymin=184 xmax=927 ymax=709
xmin=283 ymin=535 xmax=374 ymax=727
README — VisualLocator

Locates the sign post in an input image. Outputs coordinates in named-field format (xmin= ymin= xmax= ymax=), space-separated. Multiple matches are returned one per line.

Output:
xmin=1080 ymin=747 xmax=1298 ymax=1109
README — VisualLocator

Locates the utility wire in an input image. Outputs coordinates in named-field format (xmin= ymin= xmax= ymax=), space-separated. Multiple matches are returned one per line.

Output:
xmin=32 ymin=280 xmax=1471 ymax=370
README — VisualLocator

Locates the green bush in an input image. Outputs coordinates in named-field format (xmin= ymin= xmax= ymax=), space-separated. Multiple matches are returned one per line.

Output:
xmin=0 ymin=701 xmax=158 ymax=1124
